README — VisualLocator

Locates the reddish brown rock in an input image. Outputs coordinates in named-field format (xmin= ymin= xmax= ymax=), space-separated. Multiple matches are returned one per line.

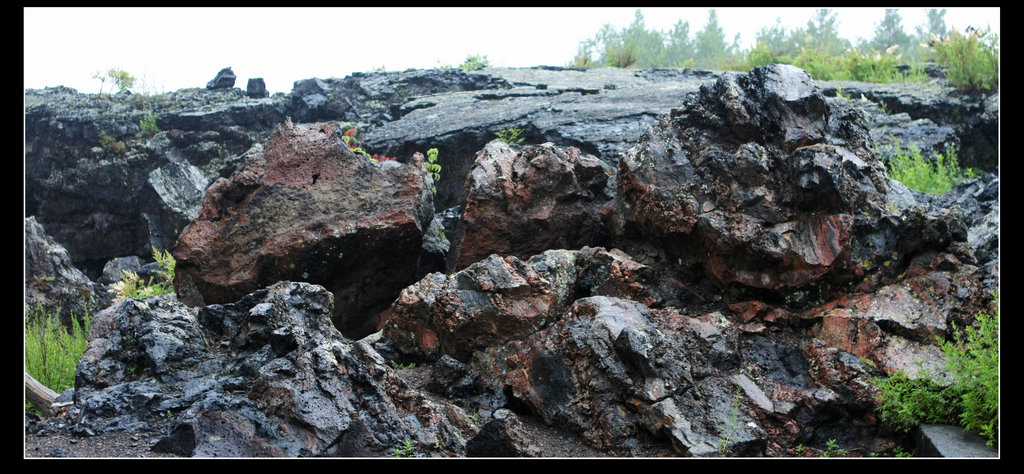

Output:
xmin=447 ymin=140 xmax=612 ymax=272
xmin=379 ymin=247 xmax=669 ymax=362
xmin=173 ymin=119 xmax=434 ymax=337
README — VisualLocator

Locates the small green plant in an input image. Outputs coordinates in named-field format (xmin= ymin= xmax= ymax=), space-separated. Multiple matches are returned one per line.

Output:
xmin=873 ymin=293 xmax=999 ymax=447
xmin=110 ymin=247 xmax=176 ymax=301
xmin=929 ymin=26 xmax=999 ymax=92
xmin=885 ymin=142 xmax=972 ymax=195
xmin=139 ymin=113 xmax=159 ymax=137
xmin=495 ymin=126 xmax=525 ymax=145
xmin=716 ymin=385 xmax=744 ymax=456
xmin=834 ymin=85 xmax=851 ymax=100
xmin=98 ymin=131 xmax=127 ymax=155
xmin=392 ymin=438 xmax=416 ymax=457
xmin=939 ymin=294 xmax=999 ymax=446
xmin=459 ymin=54 xmax=490 ymax=71
xmin=24 ymin=305 xmax=91 ymax=413
xmin=425 ymin=148 xmax=441 ymax=195
xmin=794 ymin=444 xmax=804 ymax=456
xmin=893 ymin=446 xmax=913 ymax=457
xmin=820 ymin=438 xmax=847 ymax=458
xmin=92 ymin=68 xmax=136 ymax=94
xmin=389 ymin=360 xmax=416 ymax=370
xmin=605 ymin=40 xmax=639 ymax=68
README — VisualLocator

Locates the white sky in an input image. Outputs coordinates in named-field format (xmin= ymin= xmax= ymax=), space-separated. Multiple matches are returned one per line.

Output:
xmin=24 ymin=7 xmax=1000 ymax=96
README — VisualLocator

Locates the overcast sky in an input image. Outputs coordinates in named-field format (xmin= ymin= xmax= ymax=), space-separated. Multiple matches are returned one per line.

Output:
xmin=24 ymin=7 xmax=1000 ymax=96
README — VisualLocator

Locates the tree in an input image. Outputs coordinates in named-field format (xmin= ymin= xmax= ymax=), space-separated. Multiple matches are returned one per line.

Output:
xmin=695 ymin=9 xmax=733 ymax=68
xmin=916 ymin=8 xmax=948 ymax=40
xmin=755 ymin=17 xmax=802 ymax=57
xmin=870 ymin=9 xmax=913 ymax=54
xmin=663 ymin=19 xmax=695 ymax=67
xmin=803 ymin=9 xmax=850 ymax=56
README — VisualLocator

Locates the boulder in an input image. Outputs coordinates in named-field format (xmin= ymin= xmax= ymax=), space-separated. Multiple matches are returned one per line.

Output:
xmin=24 ymin=217 xmax=106 ymax=328
xmin=447 ymin=140 xmax=613 ymax=272
xmin=465 ymin=409 xmax=542 ymax=457
xmin=379 ymin=247 xmax=673 ymax=362
xmin=173 ymin=119 xmax=434 ymax=337
xmin=246 ymin=78 xmax=269 ymax=98
xmin=206 ymin=67 xmax=236 ymax=90
xmin=74 ymin=281 xmax=476 ymax=457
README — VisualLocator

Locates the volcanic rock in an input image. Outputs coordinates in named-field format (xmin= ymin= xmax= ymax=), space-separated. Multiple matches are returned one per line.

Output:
xmin=74 ymin=281 xmax=476 ymax=457
xmin=173 ymin=119 xmax=434 ymax=337
xmin=206 ymin=67 xmax=236 ymax=90
xmin=447 ymin=140 xmax=614 ymax=272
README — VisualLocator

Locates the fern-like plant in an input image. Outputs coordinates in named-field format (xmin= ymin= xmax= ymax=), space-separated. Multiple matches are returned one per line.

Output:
xmin=110 ymin=247 xmax=176 ymax=301
xmin=426 ymin=148 xmax=441 ymax=195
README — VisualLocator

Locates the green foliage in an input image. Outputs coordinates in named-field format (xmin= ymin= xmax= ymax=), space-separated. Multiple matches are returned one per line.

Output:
xmin=391 ymin=439 xmax=416 ymax=457
xmin=426 ymin=148 xmax=441 ymax=195
xmin=929 ymin=26 xmax=999 ymax=92
xmin=389 ymin=360 xmax=416 ymax=370
xmin=25 ymin=305 xmax=91 ymax=411
xmin=873 ymin=294 xmax=999 ymax=447
xmin=110 ymin=247 xmax=176 ymax=301
xmin=820 ymin=438 xmax=848 ymax=458
xmin=139 ymin=113 xmax=159 ymax=137
xmin=873 ymin=368 xmax=962 ymax=431
xmin=92 ymin=68 xmax=136 ymax=94
xmin=716 ymin=385 xmax=744 ymax=456
xmin=98 ymin=131 xmax=127 ymax=154
xmin=495 ymin=126 xmax=525 ymax=145
xmin=460 ymin=54 xmax=490 ymax=71
xmin=884 ymin=142 xmax=972 ymax=195
xmin=604 ymin=40 xmax=639 ymax=68
xmin=939 ymin=295 xmax=999 ymax=446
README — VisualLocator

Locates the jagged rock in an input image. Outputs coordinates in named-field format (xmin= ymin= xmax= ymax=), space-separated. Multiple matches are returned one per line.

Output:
xmin=379 ymin=247 xmax=674 ymax=362
xmin=24 ymin=217 xmax=105 ymax=328
xmin=447 ymin=140 xmax=613 ymax=272
xmin=825 ymin=81 xmax=998 ymax=172
xmin=99 ymin=256 xmax=144 ymax=285
xmin=206 ymin=67 xmax=236 ymax=90
xmin=465 ymin=409 xmax=542 ymax=457
xmin=74 ymin=281 xmax=476 ymax=457
xmin=173 ymin=120 xmax=434 ymax=338
xmin=246 ymin=78 xmax=269 ymax=98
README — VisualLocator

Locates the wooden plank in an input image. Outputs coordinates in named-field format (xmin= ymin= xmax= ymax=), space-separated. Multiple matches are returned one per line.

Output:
xmin=25 ymin=372 xmax=58 ymax=418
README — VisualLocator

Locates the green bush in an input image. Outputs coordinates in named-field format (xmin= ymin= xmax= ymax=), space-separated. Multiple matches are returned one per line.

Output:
xmin=605 ymin=40 xmax=639 ymax=68
xmin=25 ymin=305 xmax=91 ymax=411
xmin=495 ymin=126 xmax=525 ymax=145
xmin=460 ymin=54 xmax=490 ymax=71
xmin=139 ymin=113 xmax=159 ymax=137
xmin=110 ymin=247 xmax=176 ymax=301
xmin=884 ymin=142 xmax=973 ymax=194
xmin=98 ymin=131 xmax=127 ymax=155
xmin=873 ymin=294 xmax=999 ymax=447
xmin=929 ymin=26 xmax=999 ymax=92
xmin=939 ymin=294 xmax=999 ymax=446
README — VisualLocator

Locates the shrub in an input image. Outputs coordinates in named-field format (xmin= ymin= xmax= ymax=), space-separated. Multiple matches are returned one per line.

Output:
xmin=426 ymin=148 xmax=441 ymax=195
xmin=139 ymin=113 xmax=159 ymax=137
xmin=939 ymin=294 xmax=999 ymax=446
xmin=605 ymin=40 xmax=639 ymax=68
xmin=884 ymin=142 xmax=972 ymax=194
xmin=495 ymin=126 xmax=525 ymax=145
xmin=460 ymin=54 xmax=490 ymax=71
xmin=746 ymin=42 xmax=793 ymax=69
xmin=25 ymin=305 xmax=91 ymax=411
xmin=98 ymin=131 xmax=127 ymax=155
xmin=929 ymin=26 xmax=999 ymax=92
xmin=873 ymin=293 xmax=999 ymax=447
xmin=92 ymin=68 xmax=136 ymax=94
xmin=110 ymin=247 xmax=176 ymax=301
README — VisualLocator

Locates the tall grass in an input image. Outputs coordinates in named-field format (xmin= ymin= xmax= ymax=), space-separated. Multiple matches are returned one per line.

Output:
xmin=884 ymin=142 xmax=973 ymax=195
xmin=25 ymin=305 xmax=91 ymax=412
xmin=929 ymin=27 xmax=999 ymax=92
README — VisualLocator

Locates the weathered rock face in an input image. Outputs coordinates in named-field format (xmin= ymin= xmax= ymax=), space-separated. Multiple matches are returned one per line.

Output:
xmin=25 ymin=86 xmax=285 ymax=277
xmin=74 ymin=282 xmax=476 ymax=457
xmin=379 ymin=247 xmax=674 ymax=362
xmin=173 ymin=120 xmax=434 ymax=337
xmin=447 ymin=140 xmax=614 ymax=272
xmin=604 ymin=64 xmax=971 ymax=300
xmin=24 ymin=217 xmax=107 ymax=328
